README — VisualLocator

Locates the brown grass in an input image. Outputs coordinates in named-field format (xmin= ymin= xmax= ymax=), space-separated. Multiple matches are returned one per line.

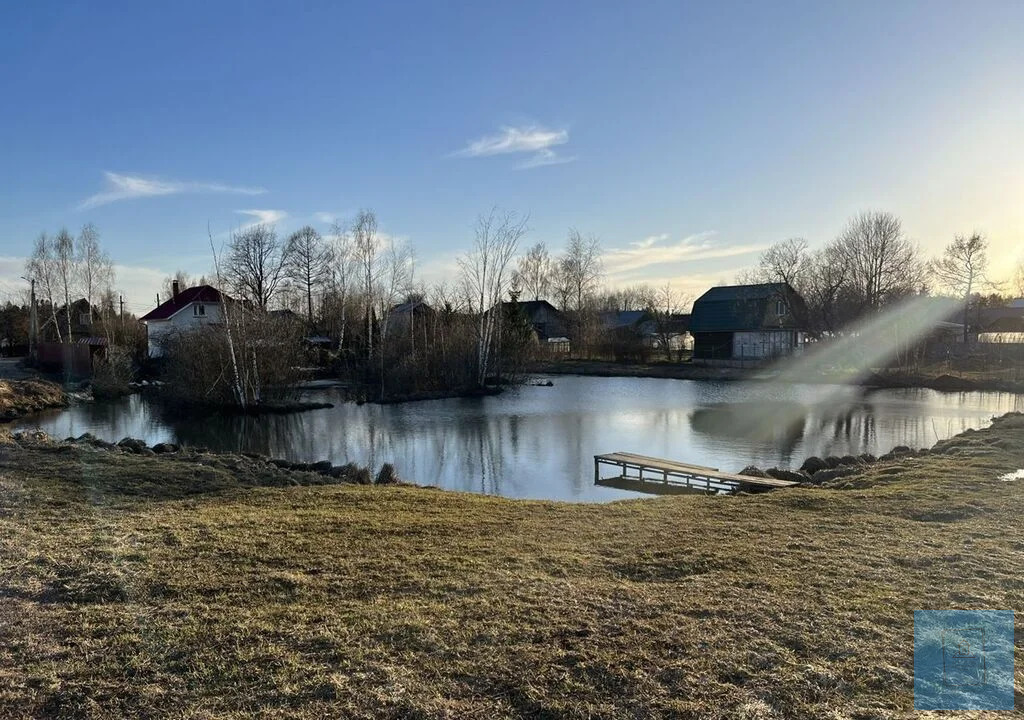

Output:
xmin=0 ymin=379 xmax=67 ymax=422
xmin=1 ymin=415 xmax=1023 ymax=718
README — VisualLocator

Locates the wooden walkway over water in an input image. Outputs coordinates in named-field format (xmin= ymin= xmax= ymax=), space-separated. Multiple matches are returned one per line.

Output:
xmin=594 ymin=452 xmax=798 ymax=495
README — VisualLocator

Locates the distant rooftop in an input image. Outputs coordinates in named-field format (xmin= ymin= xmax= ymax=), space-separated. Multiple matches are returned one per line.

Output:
xmin=140 ymin=285 xmax=226 ymax=321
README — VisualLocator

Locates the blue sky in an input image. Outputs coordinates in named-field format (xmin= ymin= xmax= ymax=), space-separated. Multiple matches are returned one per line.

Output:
xmin=1 ymin=1 xmax=1021 ymax=309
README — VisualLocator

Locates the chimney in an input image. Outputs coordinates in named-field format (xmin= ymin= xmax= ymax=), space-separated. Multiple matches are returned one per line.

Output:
xmin=172 ymin=280 xmax=180 ymax=299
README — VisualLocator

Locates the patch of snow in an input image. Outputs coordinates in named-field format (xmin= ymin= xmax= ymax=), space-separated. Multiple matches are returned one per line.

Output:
xmin=998 ymin=469 xmax=1024 ymax=482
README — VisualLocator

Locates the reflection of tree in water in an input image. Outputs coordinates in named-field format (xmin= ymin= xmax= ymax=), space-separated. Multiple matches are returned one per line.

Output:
xmin=26 ymin=378 xmax=1022 ymax=499
xmin=689 ymin=401 xmax=806 ymax=460
xmin=159 ymin=407 xmax=310 ymax=457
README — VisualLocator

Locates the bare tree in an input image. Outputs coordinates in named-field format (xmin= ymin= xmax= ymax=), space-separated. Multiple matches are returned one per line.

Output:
xmin=755 ymin=238 xmax=810 ymax=288
xmin=930 ymin=233 xmax=989 ymax=343
xmin=558 ymin=229 xmax=603 ymax=312
xmin=77 ymin=223 xmax=114 ymax=322
xmin=53 ymin=228 xmax=76 ymax=342
xmin=351 ymin=210 xmax=382 ymax=360
xmin=208 ymin=226 xmax=246 ymax=407
xmin=375 ymin=240 xmax=414 ymax=398
xmin=26 ymin=232 xmax=63 ymax=342
xmin=650 ymin=283 xmax=691 ymax=360
xmin=458 ymin=208 xmax=528 ymax=387
xmin=327 ymin=219 xmax=357 ymax=347
xmin=599 ymin=283 xmax=657 ymax=312
xmin=555 ymin=229 xmax=603 ymax=355
xmin=833 ymin=212 xmax=924 ymax=312
xmin=224 ymin=223 xmax=290 ymax=310
xmin=285 ymin=225 xmax=333 ymax=327
xmin=161 ymin=270 xmax=210 ymax=301
xmin=802 ymin=244 xmax=849 ymax=335
xmin=515 ymin=242 xmax=552 ymax=301
xmin=550 ymin=263 xmax=573 ymax=311
xmin=1013 ymin=260 xmax=1024 ymax=299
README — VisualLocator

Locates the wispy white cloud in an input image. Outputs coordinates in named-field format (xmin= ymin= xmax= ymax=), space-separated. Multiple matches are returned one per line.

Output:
xmin=78 ymin=171 xmax=266 ymax=210
xmin=603 ymin=232 xmax=768 ymax=283
xmin=516 ymin=148 xmax=577 ymax=170
xmin=236 ymin=209 xmax=288 ymax=226
xmin=314 ymin=212 xmax=335 ymax=224
xmin=204 ymin=209 xmax=290 ymax=241
xmin=455 ymin=124 xmax=575 ymax=169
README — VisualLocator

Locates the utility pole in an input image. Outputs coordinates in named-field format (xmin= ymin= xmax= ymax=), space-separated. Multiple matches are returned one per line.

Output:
xmin=119 ymin=295 xmax=125 ymax=321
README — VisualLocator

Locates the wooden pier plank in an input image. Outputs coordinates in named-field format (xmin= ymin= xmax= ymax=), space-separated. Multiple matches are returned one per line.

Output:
xmin=594 ymin=452 xmax=798 ymax=493
xmin=597 ymin=452 xmax=720 ymax=474
xmin=611 ymin=452 xmax=719 ymax=473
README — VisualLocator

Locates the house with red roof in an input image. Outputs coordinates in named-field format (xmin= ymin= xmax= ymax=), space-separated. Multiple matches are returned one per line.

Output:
xmin=139 ymin=281 xmax=230 ymax=357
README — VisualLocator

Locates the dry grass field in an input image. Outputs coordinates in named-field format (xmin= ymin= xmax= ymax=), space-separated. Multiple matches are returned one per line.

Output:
xmin=0 ymin=379 xmax=67 ymax=422
xmin=1 ymin=414 xmax=1022 ymax=718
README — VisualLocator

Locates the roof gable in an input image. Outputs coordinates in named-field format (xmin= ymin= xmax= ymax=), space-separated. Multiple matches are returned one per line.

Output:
xmin=695 ymin=283 xmax=791 ymax=303
xmin=691 ymin=283 xmax=803 ymax=332
xmin=140 ymin=285 xmax=225 ymax=321
xmin=500 ymin=300 xmax=561 ymax=318
xmin=985 ymin=316 xmax=1024 ymax=333
xmin=600 ymin=310 xmax=650 ymax=329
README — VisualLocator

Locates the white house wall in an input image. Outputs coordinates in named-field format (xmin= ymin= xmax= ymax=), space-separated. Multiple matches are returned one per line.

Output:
xmin=146 ymin=302 xmax=225 ymax=357
xmin=732 ymin=330 xmax=802 ymax=359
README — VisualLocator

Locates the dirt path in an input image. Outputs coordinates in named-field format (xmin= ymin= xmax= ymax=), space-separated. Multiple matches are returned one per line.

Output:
xmin=0 ymin=357 xmax=38 ymax=381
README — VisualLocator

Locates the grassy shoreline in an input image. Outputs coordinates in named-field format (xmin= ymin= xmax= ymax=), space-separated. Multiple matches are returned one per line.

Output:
xmin=530 ymin=358 xmax=1024 ymax=394
xmin=0 ymin=379 xmax=68 ymax=422
xmin=1 ymin=415 xmax=1022 ymax=718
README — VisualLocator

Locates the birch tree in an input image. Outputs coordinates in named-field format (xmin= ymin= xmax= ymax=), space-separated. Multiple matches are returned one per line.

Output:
xmin=54 ymin=228 xmax=76 ymax=342
xmin=351 ymin=210 xmax=382 ymax=360
xmin=77 ymin=223 xmax=114 ymax=322
xmin=26 ymin=233 xmax=63 ymax=342
xmin=458 ymin=208 xmax=527 ymax=387
xmin=209 ymin=227 xmax=246 ymax=408
xmin=328 ymin=219 xmax=356 ymax=347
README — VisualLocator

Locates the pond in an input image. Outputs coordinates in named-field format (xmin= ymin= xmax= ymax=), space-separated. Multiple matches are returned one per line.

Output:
xmin=14 ymin=375 xmax=1023 ymax=502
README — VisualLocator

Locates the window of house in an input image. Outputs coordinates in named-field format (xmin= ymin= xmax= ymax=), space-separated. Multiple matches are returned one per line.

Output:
xmin=79 ymin=312 xmax=91 ymax=325
xmin=194 ymin=304 xmax=205 ymax=317
xmin=776 ymin=299 xmax=786 ymax=317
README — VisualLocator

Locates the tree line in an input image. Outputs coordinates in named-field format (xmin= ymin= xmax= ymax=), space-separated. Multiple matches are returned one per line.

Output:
xmin=161 ymin=206 xmax=1024 ymax=406
xmin=11 ymin=207 xmax=1021 ymax=404
xmin=740 ymin=210 xmax=1018 ymax=339
xmin=26 ymin=224 xmax=116 ymax=342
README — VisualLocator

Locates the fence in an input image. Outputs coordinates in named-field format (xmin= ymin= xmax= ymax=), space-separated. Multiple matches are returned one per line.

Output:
xmin=37 ymin=342 xmax=95 ymax=378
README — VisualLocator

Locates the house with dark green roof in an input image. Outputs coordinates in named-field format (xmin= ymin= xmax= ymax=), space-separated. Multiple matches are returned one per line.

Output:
xmin=690 ymin=282 xmax=807 ymax=362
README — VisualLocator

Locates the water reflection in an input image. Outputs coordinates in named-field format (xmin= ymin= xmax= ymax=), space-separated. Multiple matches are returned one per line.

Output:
xmin=15 ymin=376 xmax=1022 ymax=502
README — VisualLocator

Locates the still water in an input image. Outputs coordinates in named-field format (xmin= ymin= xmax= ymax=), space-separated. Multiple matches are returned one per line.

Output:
xmin=15 ymin=376 xmax=1022 ymax=502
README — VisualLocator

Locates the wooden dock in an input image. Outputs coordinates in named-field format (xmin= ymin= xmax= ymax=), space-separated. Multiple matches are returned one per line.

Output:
xmin=594 ymin=452 xmax=798 ymax=495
